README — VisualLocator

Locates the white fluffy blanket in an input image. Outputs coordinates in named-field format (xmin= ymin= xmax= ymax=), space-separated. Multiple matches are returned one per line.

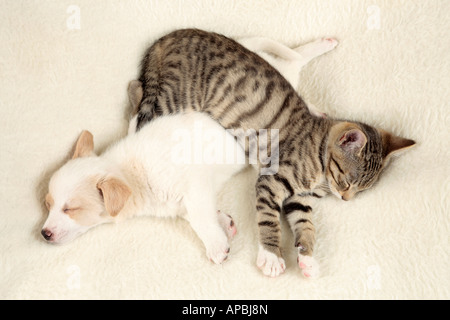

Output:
xmin=0 ymin=0 xmax=448 ymax=299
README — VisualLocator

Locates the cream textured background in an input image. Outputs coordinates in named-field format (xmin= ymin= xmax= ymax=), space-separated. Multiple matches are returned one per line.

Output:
xmin=0 ymin=0 xmax=449 ymax=299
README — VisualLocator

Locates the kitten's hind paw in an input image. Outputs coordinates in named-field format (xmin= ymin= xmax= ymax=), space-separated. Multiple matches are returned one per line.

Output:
xmin=297 ymin=253 xmax=320 ymax=279
xmin=256 ymin=246 xmax=286 ymax=277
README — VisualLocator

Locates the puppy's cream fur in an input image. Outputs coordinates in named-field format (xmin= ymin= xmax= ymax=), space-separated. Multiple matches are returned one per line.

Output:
xmin=43 ymin=113 xmax=246 ymax=264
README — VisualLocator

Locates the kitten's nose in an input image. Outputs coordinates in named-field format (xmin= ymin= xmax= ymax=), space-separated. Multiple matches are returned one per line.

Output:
xmin=41 ymin=229 xmax=53 ymax=241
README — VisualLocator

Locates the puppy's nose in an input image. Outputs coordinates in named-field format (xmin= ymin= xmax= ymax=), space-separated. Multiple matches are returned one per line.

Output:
xmin=41 ymin=229 xmax=53 ymax=241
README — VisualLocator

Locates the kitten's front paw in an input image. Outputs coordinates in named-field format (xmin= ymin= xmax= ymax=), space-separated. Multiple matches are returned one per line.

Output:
xmin=205 ymin=236 xmax=230 ymax=264
xmin=256 ymin=246 xmax=286 ymax=277
xmin=297 ymin=252 xmax=320 ymax=279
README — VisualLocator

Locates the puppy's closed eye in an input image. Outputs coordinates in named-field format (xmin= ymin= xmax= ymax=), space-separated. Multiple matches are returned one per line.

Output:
xmin=62 ymin=206 xmax=80 ymax=214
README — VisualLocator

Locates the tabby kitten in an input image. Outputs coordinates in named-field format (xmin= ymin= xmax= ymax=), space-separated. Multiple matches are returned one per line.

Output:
xmin=132 ymin=29 xmax=415 ymax=278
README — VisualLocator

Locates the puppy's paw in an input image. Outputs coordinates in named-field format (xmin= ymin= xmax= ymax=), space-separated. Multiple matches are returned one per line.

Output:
xmin=297 ymin=252 xmax=320 ymax=279
xmin=307 ymin=103 xmax=327 ymax=119
xmin=205 ymin=235 xmax=230 ymax=264
xmin=321 ymin=37 xmax=339 ymax=50
xmin=217 ymin=210 xmax=237 ymax=240
xmin=256 ymin=245 xmax=285 ymax=277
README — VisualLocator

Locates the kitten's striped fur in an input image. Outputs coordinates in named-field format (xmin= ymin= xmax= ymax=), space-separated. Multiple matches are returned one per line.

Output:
xmin=133 ymin=29 xmax=415 ymax=277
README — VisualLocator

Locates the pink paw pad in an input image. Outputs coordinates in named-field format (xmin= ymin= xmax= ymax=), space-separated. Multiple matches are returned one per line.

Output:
xmin=322 ymin=38 xmax=339 ymax=49
xmin=227 ymin=216 xmax=237 ymax=238
xmin=297 ymin=254 xmax=320 ymax=279
xmin=218 ymin=210 xmax=237 ymax=240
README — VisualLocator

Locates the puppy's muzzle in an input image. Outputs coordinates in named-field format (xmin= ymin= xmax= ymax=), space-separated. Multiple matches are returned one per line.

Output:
xmin=41 ymin=229 xmax=53 ymax=241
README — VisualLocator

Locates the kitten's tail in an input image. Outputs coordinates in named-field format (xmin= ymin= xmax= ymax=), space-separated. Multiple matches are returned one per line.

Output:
xmin=136 ymin=41 xmax=163 ymax=131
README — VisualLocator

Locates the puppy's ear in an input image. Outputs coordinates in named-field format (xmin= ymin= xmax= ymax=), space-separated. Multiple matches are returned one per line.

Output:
xmin=127 ymin=80 xmax=143 ymax=116
xmin=97 ymin=176 xmax=131 ymax=217
xmin=72 ymin=130 xmax=95 ymax=159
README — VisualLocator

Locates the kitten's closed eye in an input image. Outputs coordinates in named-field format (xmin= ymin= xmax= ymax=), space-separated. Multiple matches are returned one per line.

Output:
xmin=339 ymin=181 xmax=350 ymax=191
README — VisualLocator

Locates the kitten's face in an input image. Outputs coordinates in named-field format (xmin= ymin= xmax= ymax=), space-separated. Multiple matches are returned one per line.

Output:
xmin=326 ymin=122 xmax=415 ymax=201
xmin=326 ymin=147 xmax=379 ymax=201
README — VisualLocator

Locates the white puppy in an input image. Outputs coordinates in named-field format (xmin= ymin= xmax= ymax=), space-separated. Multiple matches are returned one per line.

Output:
xmin=42 ymin=113 xmax=244 ymax=264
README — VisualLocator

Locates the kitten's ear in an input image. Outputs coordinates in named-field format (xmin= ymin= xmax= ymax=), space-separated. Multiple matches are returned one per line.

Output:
xmin=338 ymin=129 xmax=367 ymax=155
xmin=379 ymin=129 xmax=415 ymax=159
xmin=72 ymin=130 xmax=95 ymax=159
xmin=127 ymin=80 xmax=143 ymax=116
xmin=97 ymin=176 xmax=131 ymax=217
